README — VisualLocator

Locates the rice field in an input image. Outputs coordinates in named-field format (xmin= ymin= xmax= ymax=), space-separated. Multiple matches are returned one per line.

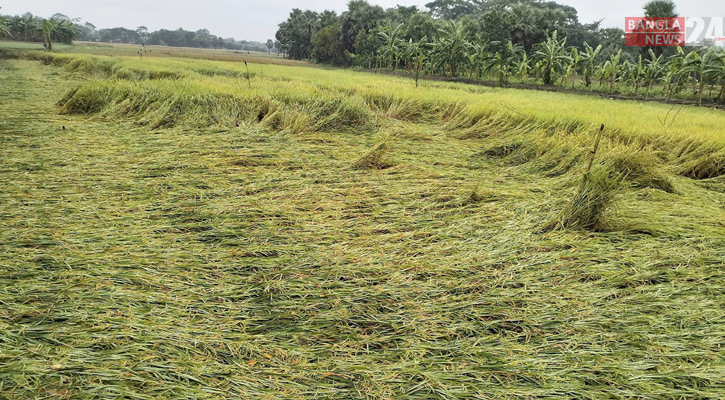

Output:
xmin=1 ymin=46 xmax=724 ymax=399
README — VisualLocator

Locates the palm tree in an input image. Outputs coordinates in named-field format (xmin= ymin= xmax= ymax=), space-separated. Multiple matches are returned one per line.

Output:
xmin=643 ymin=0 xmax=678 ymax=58
xmin=532 ymin=31 xmax=571 ymax=85
xmin=434 ymin=20 xmax=470 ymax=78
xmin=643 ymin=0 xmax=677 ymax=18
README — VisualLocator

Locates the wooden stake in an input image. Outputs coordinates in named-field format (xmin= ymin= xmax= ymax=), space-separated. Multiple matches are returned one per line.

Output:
xmin=586 ymin=124 xmax=605 ymax=174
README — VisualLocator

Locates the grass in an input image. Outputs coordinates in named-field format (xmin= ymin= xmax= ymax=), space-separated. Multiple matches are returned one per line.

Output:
xmin=4 ymin=48 xmax=724 ymax=178
xmin=0 ymin=40 xmax=303 ymax=66
xmin=1 ymin=48 xmax=724 ymax=399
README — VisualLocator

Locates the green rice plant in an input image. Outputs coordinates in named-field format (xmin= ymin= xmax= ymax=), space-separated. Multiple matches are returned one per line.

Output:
xmin=3 ymin=53 xmax=725 ymax=400
xmin=678 ymin=148 xmax=725 ymax=179
xmin=605 ymin=148 xmax=676 ymax=193
xmin=353 ymin=135 xmax=393 ymax=169
xmin=56 ymin=77 xmax=374 ymax=133
xmin=545 ymin=164 xmax=626 ymax=231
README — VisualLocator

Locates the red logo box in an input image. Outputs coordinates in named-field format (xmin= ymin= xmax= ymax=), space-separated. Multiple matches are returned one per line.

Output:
xmin=625 ymin=17 xmax=685 ymax=46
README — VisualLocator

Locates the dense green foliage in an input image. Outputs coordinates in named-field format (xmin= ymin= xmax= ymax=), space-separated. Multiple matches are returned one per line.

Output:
xmin=275 ymin=0 xmax=725 ymax=104
xmin=0 ymin=13 xmax=79 ymax=49
xmin=0 ymin=12 xmax=274 ymax=52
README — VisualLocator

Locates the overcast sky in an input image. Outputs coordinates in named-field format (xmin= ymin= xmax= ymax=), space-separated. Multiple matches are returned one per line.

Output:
xmin=1 ymin=1 xmax=723 ymax=42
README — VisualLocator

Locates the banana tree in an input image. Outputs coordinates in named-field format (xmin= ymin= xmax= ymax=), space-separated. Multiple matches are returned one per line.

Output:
xmin=41 ymin=19 xmax=55 ymax=50
xmin=464 ymin=43 xmax=481 ymax=79
xmin=500 ymin=41 xmax=524 ymax=84
xmin=603 ymin=50 xmax=623 ymax=94
xmin=0 ymin=13 xmax=9 ymax=37
xmin=378 ymin=22 xmax=403 ymax=70
xmin=434 ymin=20 xmax=470 ymax=78
xmin=53 ymin=18 xmax=79 ymax=44
xmin=704 ymin=50 xmax=725 ymax=102
xmin=403 ymin=37 xmax=428 ymax=87
xmin=665 ymin=47 xmax=687 ymax=100
xmin=681 ymin=48 xmax=717 ymax=106
xmin=632 ymin=55 xmax=647 ymax=95
xmin=402 ymin=37 xmax=427 ymax=72
xmin=595 ymin=63 xmax=606 ymax=87
xmin=515 ymin=52 xmax=532 ymax=81
xmin=532 ymin=31 xmax=571 ymax=85
xmin=39 ymin=18 xmax=78 ymax=50
xmin=563 ymin=47 xmax=582 ymax=87
xmin=580 ymin=43 xmax=602 ymax=87
xmin=643 ymin=49 xmax=664 ymax=98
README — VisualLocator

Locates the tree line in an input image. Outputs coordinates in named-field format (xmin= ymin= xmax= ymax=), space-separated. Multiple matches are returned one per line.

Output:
xmin=0 ymin=11 xmax=274 ymax=53
xmin=275 ymin=0 xmax=725 ymax=104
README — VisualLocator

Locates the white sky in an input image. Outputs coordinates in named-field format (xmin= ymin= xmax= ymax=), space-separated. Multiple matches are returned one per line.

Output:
xmin=1 ymin=1 xmax=723 ymax=42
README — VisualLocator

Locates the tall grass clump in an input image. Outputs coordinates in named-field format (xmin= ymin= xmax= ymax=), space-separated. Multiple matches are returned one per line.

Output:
xmin=545 ymin=165 xmax=626 ymax=231
xmin=57 ymin=78 xmax=374 ymax=133
xmin=353 ymin=135 xmax=393 ymax=169
xmin=606 ymin=148 xmax=676 ymax=193
xmin=544 ymin=146 xmax=676 ymax=231
xmin=677 ymin=147 xmax=725 ymax=180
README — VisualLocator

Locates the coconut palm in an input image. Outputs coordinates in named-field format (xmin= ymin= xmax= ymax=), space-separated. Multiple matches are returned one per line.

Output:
xmin=643 ymin=0 xmax=678 ymax=18
xmin=532 ymin=30 xmax=571 ymax=85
